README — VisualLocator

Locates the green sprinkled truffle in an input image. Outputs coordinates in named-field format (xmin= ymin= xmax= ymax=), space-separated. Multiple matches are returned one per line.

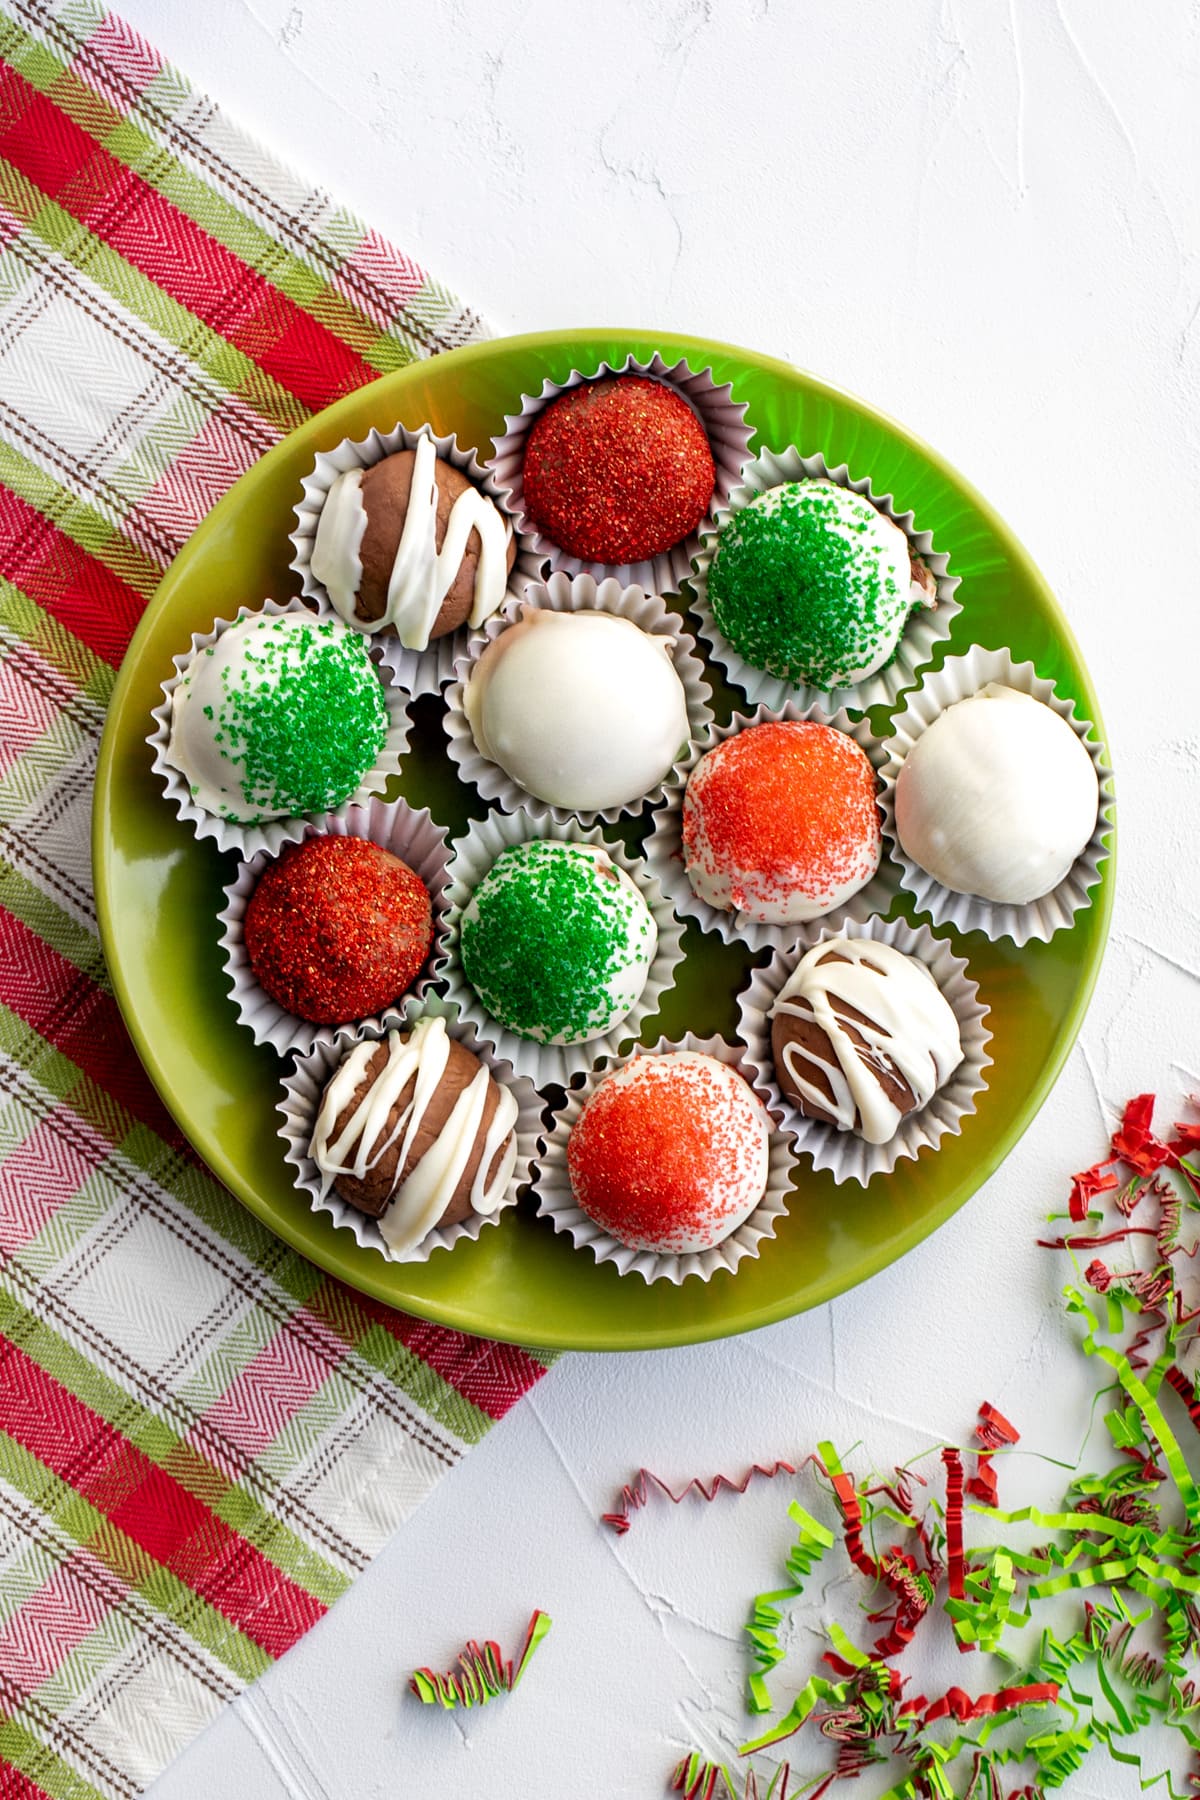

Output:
xmin=168 ymin=613 xmax=390 ymax=823
xmin=460 ymin=840 xmax=657 ymax=1045
xmin=707 ymin=480 xmax=919 ymax=690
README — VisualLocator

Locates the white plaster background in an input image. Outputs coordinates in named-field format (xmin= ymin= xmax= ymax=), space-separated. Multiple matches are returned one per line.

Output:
xmin=110 ymin=0 xmax=1200 ymax=1793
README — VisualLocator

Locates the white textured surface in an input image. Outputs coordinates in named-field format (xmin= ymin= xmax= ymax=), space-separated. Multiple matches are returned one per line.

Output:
xmin=128 ymin=1 xmax=1200 ymax=1794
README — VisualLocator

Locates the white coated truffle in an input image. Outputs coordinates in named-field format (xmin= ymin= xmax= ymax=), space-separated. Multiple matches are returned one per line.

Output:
xmin=894 ymin=684 xmax=1099 ymax=904
xmin=462 ymin=609 xmax=690 ymax=812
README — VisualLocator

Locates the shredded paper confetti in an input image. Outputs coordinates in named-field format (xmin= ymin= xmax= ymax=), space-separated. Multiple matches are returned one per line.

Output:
xmin=623 ymin=1093 xmax=1200 ymax=1798
xmin=410 ymin=1609 xmax=552 ymax=1708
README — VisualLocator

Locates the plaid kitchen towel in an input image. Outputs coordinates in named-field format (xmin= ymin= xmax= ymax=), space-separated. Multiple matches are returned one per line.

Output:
xmin=0 ymin=4 xmax=554 ymax=1796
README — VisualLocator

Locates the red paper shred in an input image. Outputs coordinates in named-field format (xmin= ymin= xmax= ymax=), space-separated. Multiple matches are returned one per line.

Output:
xmin=942 ymin=1448 xmax=966 ymax=1601
xmin=967 ymin=1402 xmax=1020 ymax=1506
xmin=824 ymin=1451 xmax=934 ymax=1659
xmin=655 ymin=1095 xmax=1200 ymax=1799
xmin=1111 ymin=1092 xmax=1169 ymax=1174
xmin=915 ymin=1682 xmax=1059 ymax=1726
xmin=1068 ymin=1160 xmax=1120 ymax=1221
xmin=602 ymin=1461 xmax=797 ymax=1535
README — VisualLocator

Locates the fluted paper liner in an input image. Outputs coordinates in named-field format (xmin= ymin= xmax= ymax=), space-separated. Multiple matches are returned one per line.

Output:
xmin=643 ymin=701 xmax=900 ymax=953
xmin=218 ymin=796 xmax=451 ymax=1058
xmin=736 ymin=917 xmax=992 ymax=1187
xmin=689 ymin=446 xmax=960 ymax=713
xmin=440 ymin=812 xmax=685 ymax=1086
xmin=289 ymin=422 xmax=544 ymax=697
xmin=278 ymin=994 xmax=544 ymax=1263
xmin=443 ymin=571 xmax=713 ymax=825
xmin=487 ymin=353 xmax=753 ymax=596
xmin=878 ymin=647 xmax=1114 ymax=945
xmin=148 ymin=597 xmax=411 ymax=860
xmin=533 ymin=1033 xmax=795 ymax=1285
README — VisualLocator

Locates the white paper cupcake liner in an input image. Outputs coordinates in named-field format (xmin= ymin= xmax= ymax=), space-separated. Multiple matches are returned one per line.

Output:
xmin=442 ymin=571 xmax=713 ymax=826
xmin=278 ymin=993 xmax=544 ymax=1264
xmin=486 ymin=353 xmax=753 ymax=596
xmin=736 ymin=916 xmax=992 ymax=1187
xmin=288 ymin=422 xmax=545 ymax=697
xmin=643 ymin=702 xmax=900 ymax=953
xmin=148 ymin=597 xmax=412 ymax=860
xmin=532 ymin=1032 xmax=795 ymax=1286
xmin=878 ymin=647 xmax=1115 ymax=945
xmin=689 ymin=446 xmax=960 ymax=715
xmin=218 ymin=795 xmax=452 ymax=1058
xmin=440 ymin=812 xmax=686 ymax=1086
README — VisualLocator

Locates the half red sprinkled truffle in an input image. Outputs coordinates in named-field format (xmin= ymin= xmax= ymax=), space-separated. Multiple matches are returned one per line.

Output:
xmin=682 ymin=719 xmax=882 ymax=927
xmin=244 ymin=836 xmax=433 ymax=1023
xmin=566 ymin=1050 xmax=770 ymax=1255
xmin=521 ymin=375 xmax=715 ymax=565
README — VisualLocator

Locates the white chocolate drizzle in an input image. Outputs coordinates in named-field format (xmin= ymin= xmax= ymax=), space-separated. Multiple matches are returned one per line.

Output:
xmin=771 ymin=938 xmax=963 ymax=1145
xmin=309 ymin=1016 xmax=519 ymax=1257
xmin=311 ymin=435 xmax=512 ymax=651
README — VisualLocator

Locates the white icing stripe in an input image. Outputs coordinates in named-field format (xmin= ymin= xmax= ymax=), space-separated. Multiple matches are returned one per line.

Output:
xmin=309 ymin=1016 xmax=519 ymax=1256
xmin=310 ymin=468 xmax=368 ymax=618
xmin=772 ymin=938 xmax=963 ymax=1145
xmin=311 ymin=436 xmax=512 ymax=651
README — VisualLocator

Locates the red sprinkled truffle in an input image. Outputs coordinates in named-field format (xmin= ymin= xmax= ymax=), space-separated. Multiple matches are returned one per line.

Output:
xmin=522 ymin=375 xmax=715 ymax=565
xmin=244 ymin=836 xmax=433 ymax=1023
xmin=566 ymin=1051 xmax=770 ymax=1255
xmin=682 ymin=720 xmax=881 ymax=926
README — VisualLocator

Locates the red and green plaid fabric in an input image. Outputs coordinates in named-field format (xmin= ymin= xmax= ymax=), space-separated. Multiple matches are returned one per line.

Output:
xmin=0 ymin=5 xmax=553 ymax=1795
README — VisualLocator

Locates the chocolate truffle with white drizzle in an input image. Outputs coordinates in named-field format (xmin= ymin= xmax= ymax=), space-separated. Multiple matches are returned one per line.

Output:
xmin=769 ymin=937 xmax=964 ymax=1144
xmin=309 ymin=1015 xmax=519 ymax=1257
xmin=311 ymin=433 xmax=516 ymax=650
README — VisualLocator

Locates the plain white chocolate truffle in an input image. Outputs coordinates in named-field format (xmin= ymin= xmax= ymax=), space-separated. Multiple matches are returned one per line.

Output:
xmin=894 ymin=684 xmax=1099 ymax=905
xmin=462 ymin=609 xmax=690 ymax=812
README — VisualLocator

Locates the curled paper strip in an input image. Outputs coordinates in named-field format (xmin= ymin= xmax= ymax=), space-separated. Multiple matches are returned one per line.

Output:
xmin=671 ymin=1754 xmax=792 ymax=1800
xmin=602 ymin=1461 xmax=797 ymax=1536
xmin=409 ymin=1609 xmax=551 ymax=1708
xmin=746 ymin=1501 xmax=833 ymax=1715
xmin=732 ymin=1091 xmax=1200 ymax=1793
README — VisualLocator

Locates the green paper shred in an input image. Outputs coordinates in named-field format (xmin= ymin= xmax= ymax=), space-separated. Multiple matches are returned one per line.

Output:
xmin=672 ymin=1095 xmax=1200 ymax=1799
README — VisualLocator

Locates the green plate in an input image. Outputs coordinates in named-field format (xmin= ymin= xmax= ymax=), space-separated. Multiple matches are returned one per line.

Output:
xmin=93 ymin=329 xmax=1115 ymax=1351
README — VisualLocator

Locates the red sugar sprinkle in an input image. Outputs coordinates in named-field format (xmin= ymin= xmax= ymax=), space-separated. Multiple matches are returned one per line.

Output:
xmin=567 ymin=1054 xmax=766 ymax=1254
xmin=683 ymin=721 xmax=880 ymax=908
xmin=244 ymin=836 xmax=433 ymax=1023
xmin=522 ymin=375 xmax=715 ymax=565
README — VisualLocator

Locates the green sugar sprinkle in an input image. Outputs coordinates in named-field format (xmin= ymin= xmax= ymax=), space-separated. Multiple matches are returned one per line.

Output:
xmin=709 ymin=482 xmax=912 ymax=688
xmin=460 ymin=841 xmax=652 ymax=1045
xmin=213 ymin=618 xmax=388 ymax=820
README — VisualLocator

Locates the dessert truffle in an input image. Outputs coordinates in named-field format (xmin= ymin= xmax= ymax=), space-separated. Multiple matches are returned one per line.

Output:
xmin=462 ymin=609 xmax=690 ymax=812
xmin=706 ymin=480 xmax=935 ymax=690
xmin=567 ymin=1052 xmax=770 ymax=1255
xmin=459 ymin=840 xmax=656 ymax=1046
xmin=894 ymin=684 xmax=1100 ymax=905
xmin=309 ymin=1016 xmax=518 ymax=1257
xmin=310 ymin=435 xmax=516 ymax=650
xmin=167 ymin=613 xmax=389 ymax=823
xmin=245 ymin=836 xmax=433 ymax=1023
xmin=682 ymin=720 xmax=881 ymax=925
xmin=770 ymin=937 xmax=964 ymax=1144
xmin=522 ymin=375 xmax=715 ymax=564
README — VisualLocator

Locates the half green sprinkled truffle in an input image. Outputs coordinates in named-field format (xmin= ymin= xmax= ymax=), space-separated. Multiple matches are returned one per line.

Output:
xmin=167 ymin=612 xmax=390 ymax=823
xmin=707 ymin=480 xmax=929 ymax=690
xmin=459 ymin=840 xmax=657 ymax=1046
